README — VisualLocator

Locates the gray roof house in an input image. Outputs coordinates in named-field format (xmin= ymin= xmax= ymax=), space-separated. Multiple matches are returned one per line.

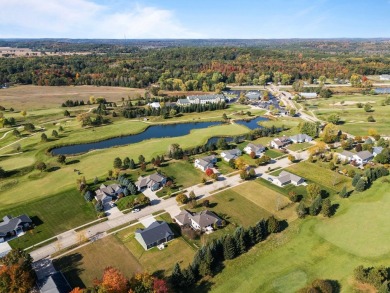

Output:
xmin=290 ymin=134 xmax=313 ymax=143
xmin=136 ymin=173 xmax=167 ymax=191
xmin=174 ymin=210 xmax=222 ymax=231
xmin=38 ymin=272 xmax=72 ymax=293
xmin=95 ymin=183 xmax=123 ymax=204
xmin=135 ymin=221 xmax=174 ymax=250
xmin=353 ymin=151 xmax=374 ymax=165
xmin=0 ymin=215 xmax=32 ymax=243
xmin=338 ymin=150 xmax=355 ymax=162
xmin=220 ymin=148 xmax=242 ymax=162
xmin=245 ymin=91 xmax=261 ymax=101
xmin=373 ymin=147 xmax=384 ymax=157
xmin=270 ymin=136 xmax=291 ymax=149
xmin=177 ymin=98 xmax=191 ymax=106
xmin=274 ymin=171 xmax=304 ymax=187
xmin=244 ymin=143 xmax=265 ymax=157
xmin=194 ymin=155 xmax=217 ymax=172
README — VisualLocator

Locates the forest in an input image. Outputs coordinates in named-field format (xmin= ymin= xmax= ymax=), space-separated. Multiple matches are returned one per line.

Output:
xmin=1 ymin=40 xmax=390 ymax=90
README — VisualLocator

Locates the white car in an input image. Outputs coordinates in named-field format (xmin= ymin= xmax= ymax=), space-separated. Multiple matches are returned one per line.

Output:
xmin=131 ymin=208 xmax=140 ymax=213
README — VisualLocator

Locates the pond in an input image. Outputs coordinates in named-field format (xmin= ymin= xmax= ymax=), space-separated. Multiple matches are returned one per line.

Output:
xmin=51 ymin=116 xmax=268 ymax=156
xmin=374 ymin=88 xmax=390 ymax=94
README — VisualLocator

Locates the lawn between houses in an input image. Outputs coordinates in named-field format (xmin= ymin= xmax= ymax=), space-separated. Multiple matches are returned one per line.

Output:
xmin=209 ymin=176 xmax=390 ymax=293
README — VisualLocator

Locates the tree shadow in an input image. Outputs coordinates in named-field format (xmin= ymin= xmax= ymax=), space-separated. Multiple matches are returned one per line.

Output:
xmin=320 ymin=190 xmax=330 ymax=199
xmin=328 ymin=279 xmax=341 ymax=293
xmin=330 ymin=203 xmax=340 ymax=217
xmin=152 ymin=269 xmax=165 ymax=279
xmin=47 ymin=166 xmax=61 ymax=172
xmin=66 ymin=160 xmax=80 ymax=165
xmin=208 ymin=202 xmax=218 ymax=208
xmin=188 ymin=279 xmax=214 ymax=293
xmin=278 ymin=219 xmax=289 ymax=232
xmin=53 ymin=253 xmax=85 ymax=289
xmin=31 ymin=215 xmax=44 ymax=227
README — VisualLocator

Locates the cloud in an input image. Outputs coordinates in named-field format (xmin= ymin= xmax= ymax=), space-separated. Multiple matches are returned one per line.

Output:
xmin=0 ymin=0 xmax=202 ymax=38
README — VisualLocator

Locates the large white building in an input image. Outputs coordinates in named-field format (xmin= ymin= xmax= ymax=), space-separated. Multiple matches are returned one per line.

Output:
xmin=177 ymin=94 xmax=225 ymax=105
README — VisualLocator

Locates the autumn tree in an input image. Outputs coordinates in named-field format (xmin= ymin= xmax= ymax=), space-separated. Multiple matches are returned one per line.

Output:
xmin=321 ymin=123 xmax=339 ymax=143
xmin=35 ymin=161 xmax=47 ymax=172
xmin=95 ymin=266 xmax=128 ymax=293
xmin=176 ymin=193 xmax=188 ymax=204
xmin=306 ymin=183 xmax=321 ymax=201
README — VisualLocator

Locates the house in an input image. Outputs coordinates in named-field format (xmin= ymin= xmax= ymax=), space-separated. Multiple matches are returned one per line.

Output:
xmin=273 ymin=171 xmax=305 ymax=187
xmin=194 ymin=155 xmax=217 ymax=172
xmin=337 ymin=150 xmax=354 ymax=163
xmin=290 ymin=134 xmax=313 ymax=143
xmin=136 ymin=173 xmax=167 ymax=191
xmin=220 ymin=148 xmax=242 ymax=162
xmin=186 ymin=94 xmax=224 ymax=104
xmin=95 ymin=183 xmax=123 ymax=205
xmin=245 ymin=91 xmax=261 ymax=102
xmin=373 ymin=147 xmax=384 ymax=157
xmin=174 ymin=210 xmax=222 ymax=231
xmin=177 ymin=98 xmax=191 ymax=106
xmin=0 ymin=215 xmax=32 ymax=243
xmin=244 ymin=143 xmax=265 ymax=157
xmin=270 ymin=136 xmax=291 ymax=149
xmin=379 ymin=74 xmax=390 ymax=81
xmin=0 ymin=242 xmax=11 ymax=258
xmin=299 ymin=92 xmax=317 ymax=99
xmin=38 ymin=272 xmax=72 ymax=293
xmin=135 ymin=221 xmax=174 ymax=250
xmin=353 ymin=151 xmax=374 ymax=165
xmin=148 ymin=102 xmax=161 ymax=109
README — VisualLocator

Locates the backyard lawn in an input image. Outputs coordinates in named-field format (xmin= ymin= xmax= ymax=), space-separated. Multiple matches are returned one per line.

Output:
xmin=2 ymin=188 xmax=96 ymax=249
xmin=210 ymin=177 xmax=390 ymax=293
xmin=287 ymin=142 xmax=312 ymax=152
xmin=53 ymin=235 xmax=143 ymax=289
xmin=265 ymin=149 xmax=285 ymax=159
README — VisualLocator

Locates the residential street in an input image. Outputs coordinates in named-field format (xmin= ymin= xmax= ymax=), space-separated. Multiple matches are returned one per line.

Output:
xmin=30 ymin=149 xmax=309 ymax=261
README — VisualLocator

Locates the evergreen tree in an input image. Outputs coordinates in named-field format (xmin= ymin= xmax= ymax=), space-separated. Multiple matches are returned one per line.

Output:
xmin=182 ymin=266 xmax=196 ymax=287
xmin=129 ymin=159 xmax=136 ymax=169
xmin=128 ymin=183 xmax=137 ymax=195
xmin=255 ymin=220 xmax=266 ymax=242
xmin=41 ymin=133 xmax=48 ymax=142
xmin=199 ymin=247 xmax=214 ymax=277
xmin=52 ymin=130 xmax=59 ymax=138
xmin=355 ymin=178 xmax=367 ymax=192
xmin=309 ymin=195 xmax=323 ymax=216
xmin=113 ymin=157 xmax=122 ymax=169
xmin=223 ymin=235 xmax=237 ymax=260
xmin=234 ymin=227 xmax=247 ymax=254
xmin=296 ymin=202 xmax=307 ymax=218
xmin=321 ymin=198 xmax=332 ymax=217
xmin=171 ymin=263 xmax=184 ymax=289
xmin=123 ymin=157 xmax=130 ymax=169
xmin=267 ymin=216 xmax=280 ymax=233
xmin=339 ymin=186 xmax=348 ymax=198
xmin=247 ymin=226 xmax=256 ymax=247
xmin=352 ymin=173 xmax=361 ymax=187
xmin=138 ymin=154 xmax=145 ymax=164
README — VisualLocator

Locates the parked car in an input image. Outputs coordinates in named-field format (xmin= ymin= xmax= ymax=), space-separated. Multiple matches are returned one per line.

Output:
xmin=132 ymin=208 xmax=140 ymax=213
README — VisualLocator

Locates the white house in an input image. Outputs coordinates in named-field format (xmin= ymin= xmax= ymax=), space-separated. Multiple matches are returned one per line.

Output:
xmin=148 ymin=102 xmax=161 ymax=109
xmin=182 ymin=94 xmax=225 ymax=105
xmin=290 ymin=134 xmax=313 ymax=143
xmin=379 ymin=74 xmax=390 ymax=81
xmin=353 ymin=151 xmax=374 ymax=166
xmin=270 ymin=136 xmax=291 ymax=149
xmin=220 ymin=149 xmax=242 ymax=162
xmin=273 ymin=171 xmax=305 ymax=187
xmin=194 ymin=155 xmax=217 ymax=172
xmin=244 ymin=143 xmax=265 ymax=157
xmin=245 ymin=91 xmax=261 ymax=102
xmin=337 ymin=150 xmax=354 ymax=163
xmin=174 ymin=210 xmax=222 ymax=231
xmin=299 ymin=92 xmax=317 ymax=99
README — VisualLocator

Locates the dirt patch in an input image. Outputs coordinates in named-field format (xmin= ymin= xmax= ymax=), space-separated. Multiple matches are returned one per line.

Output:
xmin=0 ymin=85 xmax=145 ymax=110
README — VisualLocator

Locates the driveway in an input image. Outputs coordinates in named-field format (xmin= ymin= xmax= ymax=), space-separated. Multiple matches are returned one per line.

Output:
xmin=139 ymin=215 xmax=156 ymax=227
xmin=143 ymin=188 xmax=160 ymax=205
xmin=105 ymin=206 xmax=122 ymax=219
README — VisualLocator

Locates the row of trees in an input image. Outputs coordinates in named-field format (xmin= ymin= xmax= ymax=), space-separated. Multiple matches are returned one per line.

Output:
xmin=354 ymin=265 xmax=390 ymax=291
xmin=170 ymin=216 xmax=282 ymax=290
xmin=351 ymin=166 xmax=389 ymax=192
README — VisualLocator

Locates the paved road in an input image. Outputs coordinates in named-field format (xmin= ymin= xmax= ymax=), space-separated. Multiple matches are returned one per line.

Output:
xmin=30 ymin=150 xmax=309 ymax=261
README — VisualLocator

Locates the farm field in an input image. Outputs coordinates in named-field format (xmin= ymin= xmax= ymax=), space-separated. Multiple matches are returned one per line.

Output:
xmin=307 ymin=93 xmax=390 ymax=135
xmin=210 ymin=177 xmax=390 ymax=293
xmin=0 ymin=85 xmax=145 ymax=109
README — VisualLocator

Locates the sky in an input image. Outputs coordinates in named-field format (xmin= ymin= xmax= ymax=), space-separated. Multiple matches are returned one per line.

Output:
xmin=0 ymin=0 xmax=389 ymax=39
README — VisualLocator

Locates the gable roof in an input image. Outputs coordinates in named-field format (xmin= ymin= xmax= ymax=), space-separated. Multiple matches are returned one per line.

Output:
xmin=174 ymin=210 xmax=221 ymax=228
xmin=187 ymin=94 xmax=224 ymax=101
xmin=0 ymin=215 xmax=32 ymax=237
xmin=373 ymin=146 xmax=384 ymax=154
xmin=136 ymin=173 xmax=166 ymax=189
xmin=339 ymin=150 xmax=354 ymax=159
xmin=355 ymin=150 xmax=374 ymax=160
xmin=135 ymin=221 xmax=174 ymax=246
xmin=245 ymin=143 xmax=265 ymax=153
xmin=221 ymin=149 xmax=241 ymax=157
xmin=196 ymin=155 xmax=216 ymax=168
xmin=290 ymin=133 xmax=312 ymax=141
xmin=277 ymin=171 xmax=303 ymax=184
xmin=38 ymin=272 xmax=72 ymax=293
xmin=272 ymin=136 xmax=290 ymax=146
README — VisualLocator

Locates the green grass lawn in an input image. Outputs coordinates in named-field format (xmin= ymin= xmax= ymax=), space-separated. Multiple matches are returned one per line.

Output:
xmin=209 ymin=177 xmax=390 ymax=293
xmin=309 ymin=93 xmax=390 ymax=135
xmin=159 ymin=159 xmax=204 ymax=188
xmin=53 ymin=235 xmax=143 ymax=288
xmin=265 ymin=149 xmax=285 ymax=159
xmin=287 ymin=142 xmax=312 ymax=152
xmin=286 ymin=161 xmax=352 ymax=193
xmin=2 ymin=189 xmax=96 ymax=249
